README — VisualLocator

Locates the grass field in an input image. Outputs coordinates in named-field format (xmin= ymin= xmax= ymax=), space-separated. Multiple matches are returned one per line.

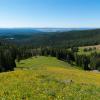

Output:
xmin=78 ymin=44 xmax=100 ymax=55
xmin=0 ymin=56 xmax=99 ymax=100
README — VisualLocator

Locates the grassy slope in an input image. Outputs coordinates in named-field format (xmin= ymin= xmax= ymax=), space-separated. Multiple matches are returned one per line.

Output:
xmin=78 ymin=44 xmax=100 ymax=55
xmin=0 ymin=56 xmax=99 ymax=100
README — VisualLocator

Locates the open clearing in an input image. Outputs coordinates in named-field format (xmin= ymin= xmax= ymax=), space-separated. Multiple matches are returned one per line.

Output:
xmin=0 ymin=56 xmax=99 ymax=100
xmin=78 ymin=44 xmax=100 ymax=55
xmin=80 ymin=44 xmax=100 ymax=50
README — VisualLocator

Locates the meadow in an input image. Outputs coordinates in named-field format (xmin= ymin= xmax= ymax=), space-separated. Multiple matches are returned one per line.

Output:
xmin=0 ymin=56 xmax=99 ymax=100
xmin=78 ymin=44 xmax=100 ymax=55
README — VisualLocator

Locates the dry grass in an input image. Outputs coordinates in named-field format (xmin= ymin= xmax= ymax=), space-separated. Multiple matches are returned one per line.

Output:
xmin=80 ymin=44 xmax=100 ymax=50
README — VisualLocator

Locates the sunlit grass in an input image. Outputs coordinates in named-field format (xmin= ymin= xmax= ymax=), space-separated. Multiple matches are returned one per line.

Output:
xmin=78 ymin=48 xmax=95 ymax=55
xmin=16 ymin=56 xmax=75 ymax=69
xmin=0 ymin=56 xmax=99 ymax=99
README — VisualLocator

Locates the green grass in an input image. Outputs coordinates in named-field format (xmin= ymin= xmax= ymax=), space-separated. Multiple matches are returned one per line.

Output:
xmin=77 ymin=47 xmax=95 ymax=55
xmin=0 ymin=56 xmax=99 ymax=100
xmin=78 ymin=45 xmax=100 ymax=55
xmin=16 ymin=56 xmax=75 ymax=69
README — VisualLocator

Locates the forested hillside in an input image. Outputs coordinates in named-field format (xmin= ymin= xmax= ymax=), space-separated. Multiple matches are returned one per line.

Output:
xmin=0 ymin=29 xmax=100 ymax=72
xmin=1 ymin=29 xmax=100 ymax=48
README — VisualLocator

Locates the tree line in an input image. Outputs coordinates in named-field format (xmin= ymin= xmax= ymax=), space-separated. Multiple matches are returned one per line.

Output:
xmin=41 ymin=47 xmax=100 ymax=71
xmin=0 ymin=44 xmax=41 ymax=72
xmin=0 ymin=43 xmax=100 ymax=72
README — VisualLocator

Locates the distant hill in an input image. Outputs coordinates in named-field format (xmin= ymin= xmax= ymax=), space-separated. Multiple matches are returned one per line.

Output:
xmin=35 ymin=28 xmax=91 ymax=32
xmin=0 ymin=28 xmax=41 ymax=36
xmin=0 ymin=28 xmax=100 ymax=48
xmin=0 ymin=28 xmax=92 ymax=36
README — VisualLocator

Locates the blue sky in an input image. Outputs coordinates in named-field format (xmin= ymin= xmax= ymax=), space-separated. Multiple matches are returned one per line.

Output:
xmin=0 ymin=0 xmax=100 ymax=28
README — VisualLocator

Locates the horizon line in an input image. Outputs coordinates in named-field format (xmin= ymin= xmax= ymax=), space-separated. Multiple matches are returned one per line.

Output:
xmin=0 ymin=27 xmax=98 ymax=29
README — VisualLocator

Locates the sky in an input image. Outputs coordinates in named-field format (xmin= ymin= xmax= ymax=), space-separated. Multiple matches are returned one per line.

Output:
xmin=0 ymin=0 xmax=100 ymax=28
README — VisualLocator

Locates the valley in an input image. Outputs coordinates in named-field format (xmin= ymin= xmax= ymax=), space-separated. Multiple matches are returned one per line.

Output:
xmin=0 ymin=29 xmax=100 ymax=99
